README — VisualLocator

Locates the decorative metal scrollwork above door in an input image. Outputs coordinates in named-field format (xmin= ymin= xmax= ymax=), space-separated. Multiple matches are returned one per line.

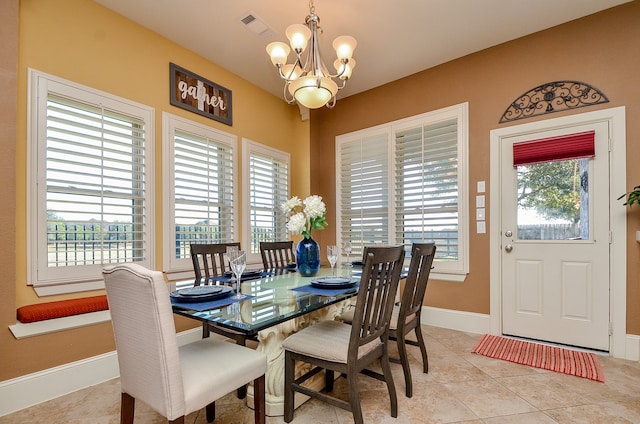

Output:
xmin=499 ymin=81 xmax=609 ymax=123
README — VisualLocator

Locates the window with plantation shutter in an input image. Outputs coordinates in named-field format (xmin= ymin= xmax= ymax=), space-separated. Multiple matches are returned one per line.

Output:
xmin=28 ymin=70 xmax=155 ymax=295
xmin=336 ymin=103 xmax=468 ymax=279
xmin=395 ymin=117 xmax=463 ymax=271
xmin=242 ymin=139 xmax=290 ymax=263
xmin=163 ymin=113 xmax=236 ymax=276
xmin=336 ymin=130 xmax=391 ymax=258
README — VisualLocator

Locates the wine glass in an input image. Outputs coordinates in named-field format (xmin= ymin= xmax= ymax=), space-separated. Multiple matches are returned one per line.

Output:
xmin=228 ymin=250 xmax=246 ymax=299
xmin=327 ymin=245 xmax=339 ymax=276
xmin=341 ymin=241 xmax=352 ymax=266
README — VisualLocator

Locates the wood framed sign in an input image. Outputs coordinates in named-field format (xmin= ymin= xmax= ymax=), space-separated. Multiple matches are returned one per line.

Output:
xmin=170 ymin=63 xmax=233 ymax=126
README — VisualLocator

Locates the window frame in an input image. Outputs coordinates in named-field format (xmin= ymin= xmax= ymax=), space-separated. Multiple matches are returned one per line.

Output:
xmin=336 ymin=102 xmax=469 ymax=281
xmin=27 ymin=69 xmax=155 ymax=295
xmin=162 ymin=112 xmax=238 ymax=280
xmin=241 ymin=138 xmax=291 ymax=265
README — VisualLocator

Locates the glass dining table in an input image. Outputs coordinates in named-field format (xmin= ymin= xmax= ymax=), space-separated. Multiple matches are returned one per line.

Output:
xmin=170 ymin=265 xmax=362 ymax=416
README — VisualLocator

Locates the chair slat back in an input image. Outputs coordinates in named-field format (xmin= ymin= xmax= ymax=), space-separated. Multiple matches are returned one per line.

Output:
xmin=190 ymin=242 xmax=240 ymax=284
xmin=260 ymin=241 xmax=295 ymax=270
xmin=400 ymin=243 xmax=436 ymax=321
xmin=349 ymin=246 xmax=405 ymax=352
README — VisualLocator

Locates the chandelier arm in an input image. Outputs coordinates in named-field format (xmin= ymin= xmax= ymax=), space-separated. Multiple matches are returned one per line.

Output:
xmin=283 ymin=83 xmax=296 ymax=104
xmin=325 ymin=95 xmax=337 ymax=109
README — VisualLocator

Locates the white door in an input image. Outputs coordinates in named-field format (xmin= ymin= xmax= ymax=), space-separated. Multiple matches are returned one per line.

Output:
xmin=500 ymin=121 xmax=610 ymax=351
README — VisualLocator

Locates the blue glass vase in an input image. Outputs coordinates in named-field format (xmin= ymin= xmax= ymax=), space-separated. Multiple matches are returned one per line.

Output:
xmin=296 ymin=235 xmax=320 ymax=277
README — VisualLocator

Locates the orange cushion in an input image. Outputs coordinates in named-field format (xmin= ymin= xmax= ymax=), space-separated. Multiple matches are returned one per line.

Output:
xmin=17 ymin=295 xmax=109 ymax=323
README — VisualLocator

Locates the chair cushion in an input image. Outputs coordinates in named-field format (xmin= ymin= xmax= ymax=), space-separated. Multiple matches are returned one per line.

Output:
xmin=180 ymin=338 xmax=267 ymax=416
xmin=17 ymin=295 xmax=109 ymax=323
xmin=282 ymin=320 xmax=381 ymax=363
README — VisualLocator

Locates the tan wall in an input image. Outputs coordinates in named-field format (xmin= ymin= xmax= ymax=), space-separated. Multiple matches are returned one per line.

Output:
xmin=311 ymin=2 xmax=640 ymax=332
xmin=0 ymin=0 xmax=306 ymax=381
xmin=0 ymin=0 xmax=19 ymax=381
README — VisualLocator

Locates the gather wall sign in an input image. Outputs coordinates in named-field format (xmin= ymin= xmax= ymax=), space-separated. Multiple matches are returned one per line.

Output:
xmin=170 ymin=63 xmax=233 ymax=126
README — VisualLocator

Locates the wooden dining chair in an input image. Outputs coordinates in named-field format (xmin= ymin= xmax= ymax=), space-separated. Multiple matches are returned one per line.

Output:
xmin=389 ymin=242 xmax=436 ymax=397
xmin=190 ymin=242 xmax=247 ymax=338
xmin=102 ymin=263 xmax=267 ymax=424
xmin=282 ymin=245 xmax=405 ymax=424
xmin=259 ymin=241 xmax=295 ymax=270
xmin=190 ymin=242 xmax=240 ymax=285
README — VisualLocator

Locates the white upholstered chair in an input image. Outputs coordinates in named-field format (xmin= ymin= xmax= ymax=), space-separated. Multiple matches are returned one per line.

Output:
xmin=103 ymin=263 xmax=267 ymax=424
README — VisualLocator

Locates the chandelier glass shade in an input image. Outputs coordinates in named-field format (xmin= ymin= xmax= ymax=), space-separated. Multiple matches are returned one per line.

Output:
xmin=266 ymin=0 xmax=356 ymax=109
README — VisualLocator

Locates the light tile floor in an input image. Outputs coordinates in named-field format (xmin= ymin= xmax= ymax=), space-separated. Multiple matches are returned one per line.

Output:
xmin=2 ymin=325 xmax=640 ymax=423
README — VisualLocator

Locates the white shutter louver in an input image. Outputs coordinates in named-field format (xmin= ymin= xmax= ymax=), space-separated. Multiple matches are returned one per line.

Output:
xmin=338 ymin=133 xmax=389 ymax=257
xmin=395 ymin=119 xmax=459 ymax=262
xmin=249 ymin=153 xmax=289 ymax=253
xmin=46 ymin=94 xmax=147 ymax=267
xmin=173 ymin=129 xmax=234 ymax=259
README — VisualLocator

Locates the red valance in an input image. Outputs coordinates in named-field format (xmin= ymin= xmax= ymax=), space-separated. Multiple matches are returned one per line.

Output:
xmin=513 ymin=130 xmax=595 ymax=167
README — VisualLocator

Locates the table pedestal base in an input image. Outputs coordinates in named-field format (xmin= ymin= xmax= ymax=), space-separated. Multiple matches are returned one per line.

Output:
xmin=245 ymin=299 xmax=349 ymax=416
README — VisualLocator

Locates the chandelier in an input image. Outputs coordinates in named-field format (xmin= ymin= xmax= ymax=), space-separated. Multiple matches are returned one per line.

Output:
xmin=266 ymin=0 xmax=357 ymax=109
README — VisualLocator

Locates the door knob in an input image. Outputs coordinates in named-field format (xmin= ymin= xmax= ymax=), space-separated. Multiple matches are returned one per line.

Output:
xmin=504 ymin=244 xmax=513 ymax=253
xmin=504 ymin=230 xmax=513 ymax=237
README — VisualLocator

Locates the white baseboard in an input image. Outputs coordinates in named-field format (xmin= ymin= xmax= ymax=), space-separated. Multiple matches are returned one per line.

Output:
xmin=420 ymin=306 xmax=640 ymax=362
xmin=0 ymin=328 xmax=202 ymax=418
xmin=421 ymin=305 xmax=490 ymax=335
xmin=2 ymin=310 xmax=638 ymax=418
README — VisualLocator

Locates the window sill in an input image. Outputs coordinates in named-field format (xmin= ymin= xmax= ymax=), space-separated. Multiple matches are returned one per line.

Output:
xmin=8 ymin=310 xmax=111 ymax=339
xmin=430 ymin=272 xmax=467 ymax=282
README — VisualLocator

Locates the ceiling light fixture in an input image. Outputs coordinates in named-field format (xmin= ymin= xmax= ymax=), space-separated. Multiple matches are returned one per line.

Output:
xmin=266 ymin=0 xmax=357 ymax=109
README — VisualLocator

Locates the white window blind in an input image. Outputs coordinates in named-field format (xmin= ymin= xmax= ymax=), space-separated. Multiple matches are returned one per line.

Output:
xmin=162 ymin=113 xmax=237 ymax=276
xmin=395 ymin=118 xmax=460 ymax=264
xmin=248 ymin=150 xmax=289 ymax=254
xmin=173 ymin=129 xmax=235 ymax=256
xmin=29 ymin=70 xmax=155 ymax=294
xmin=336 ymin=103 xmax=468 ymax=279
xmin=337 ymin=131 xmax=390 ymax=258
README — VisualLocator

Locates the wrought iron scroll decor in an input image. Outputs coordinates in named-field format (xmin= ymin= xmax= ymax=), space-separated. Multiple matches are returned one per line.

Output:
xmin=499 ymin=81 xmax=608 ymax=123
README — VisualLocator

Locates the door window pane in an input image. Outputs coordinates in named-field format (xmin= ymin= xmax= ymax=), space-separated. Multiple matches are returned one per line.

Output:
xmin=516 ymin=158 xmax=590 ymax=240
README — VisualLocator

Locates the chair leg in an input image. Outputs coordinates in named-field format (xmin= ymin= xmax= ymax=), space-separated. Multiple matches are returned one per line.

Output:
xmin=236 ymin=336 xmax=248 ymax=399
xmin=325 ymin=369 xmax=335 ymax=392
xmin=284 ymin=351 xmax=295 ymax=423
xmin=253 ymin=374 xmax=266 ymax=424
xmin=121 ymin=392 xmax=134 ymax=424
xmin=205 ymin=402 xmax=215 ymax=423
xmin=380 ymin=353 xmax=398 ymax=418
xmin=202 ymin=322 xmax=210 ymax=338
xmin=396 ymin=332 xmax=413 ymax=398
xmin=414 ymin=325 xmax=429 ymax=373
xmin=347 ymin=373 xmax=364 ymax=424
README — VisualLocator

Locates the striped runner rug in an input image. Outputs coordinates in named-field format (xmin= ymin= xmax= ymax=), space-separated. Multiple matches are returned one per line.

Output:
xmin=471 ymin=334 xmax=604 ymax=382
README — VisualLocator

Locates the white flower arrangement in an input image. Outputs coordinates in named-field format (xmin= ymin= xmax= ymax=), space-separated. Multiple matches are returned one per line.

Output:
xmin=281 ymin=195 xmax=328 ymax=239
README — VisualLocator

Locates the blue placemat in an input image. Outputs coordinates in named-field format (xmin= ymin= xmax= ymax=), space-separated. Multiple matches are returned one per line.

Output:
xmin=291 ymin=283 xmax=359 ymax=297
xmin=171 ymin=294 xmax=255 ymax=311
xmin=211 ymin=271 xmax=272 ymax=284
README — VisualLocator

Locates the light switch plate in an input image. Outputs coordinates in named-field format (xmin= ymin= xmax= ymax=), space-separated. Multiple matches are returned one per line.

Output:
xmin=476 ymin=208 xmax=485 ymax=220
xmin=477 ymin=181 xmax=485 ymax=193
xmin=476 ymin=195 xmax=485 ymax=208
xmin=477 ymin=221 xmax=486 ymax=234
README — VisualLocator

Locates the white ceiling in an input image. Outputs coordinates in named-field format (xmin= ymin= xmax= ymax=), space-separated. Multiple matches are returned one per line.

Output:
xmin=95 ymin=0 xmax=631 ymax=101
